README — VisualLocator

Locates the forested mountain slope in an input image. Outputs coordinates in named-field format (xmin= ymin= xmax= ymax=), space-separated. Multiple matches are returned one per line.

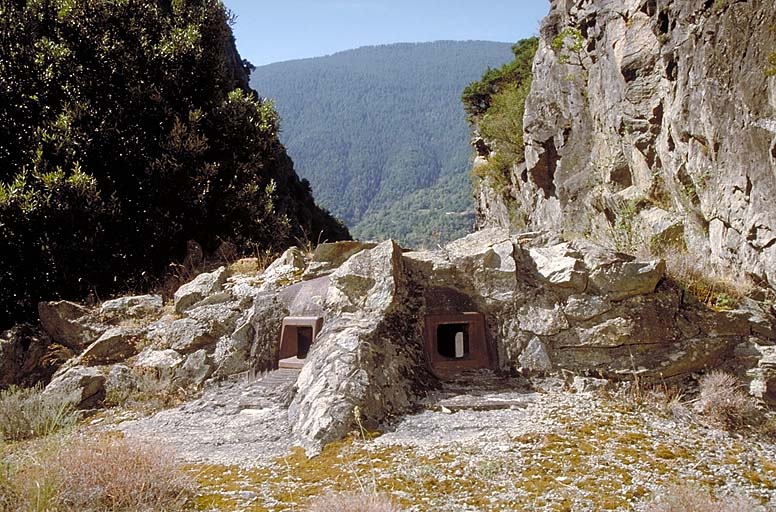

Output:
xmin=250 ymin=41 xmax=515 ymax=247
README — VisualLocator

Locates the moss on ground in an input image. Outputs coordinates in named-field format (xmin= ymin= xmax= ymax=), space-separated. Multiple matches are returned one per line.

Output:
xmin=185 ymin=403 xmax=776 ymax=511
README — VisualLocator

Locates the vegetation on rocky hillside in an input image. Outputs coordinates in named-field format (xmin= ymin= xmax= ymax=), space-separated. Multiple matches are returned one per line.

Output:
xmin=462 ymin=38 xmax=538 ymax=193
xmin=0 ymin=0 xmax=347 ymax=329
xmin=250 ymin=41 xmax=515 ymax=246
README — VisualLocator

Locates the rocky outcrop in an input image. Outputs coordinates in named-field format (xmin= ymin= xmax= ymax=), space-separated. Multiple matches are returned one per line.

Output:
xmin=30 ymin=228 xmax=776 ymax=455
xmin=38 ymin=301 xmax=106 ymax=351
xmin=289 ymin=241 xmax=429 ymax=454
xmin=174 ymin=266 xmax=228 ymax=313
xmin=476 ymin=0 xmax=776 ymax=291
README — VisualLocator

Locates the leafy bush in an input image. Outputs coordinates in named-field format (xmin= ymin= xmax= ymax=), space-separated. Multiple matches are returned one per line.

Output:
xmin=479 ymin=80 xmax=532 ymax=166
xmin=308 ymin=491 xmax=404 ymax=512
xmin=644 ymin=483 xmax=764 ymax=512
xmin=695 ymin=371 xmax=760 ymax=429
xmin=0 ymin=0 xmax=347 ymax=329
xmin=462 ymin=38 xmax=538 ymax=118
xmin=0 ymin=435 xmax=195 ymax=511
xmin=0 ymin=385 xmax=79 ymax=442
xmin=551 ymin=27 xmax=586 ymax=67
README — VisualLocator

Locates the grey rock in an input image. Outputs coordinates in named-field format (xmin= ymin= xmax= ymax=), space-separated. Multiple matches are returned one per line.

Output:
xmin=302 ymin=241 xmax=377 ymax=280
xmin=43 ymin=365 xmax=105 ymax=409
xmin=290 ymin=240 xmax=426 ymax=455
xmin=259 ymin=248 xmax=306 ymax=291
xmin=100 ymin=295 xmax=162 ymax=321
xmin=475 ymin=0 xmax=776 ymax=292
xmin=572 ymin=376 xmax=610 ymax=393
xmin=78 ymin=327 xmax=143 ymax=366
xmin=748 ymin=345 xmax=776 ymax=404
xmin=563 ymin=295 xmax=612 ymax=322
xmin=38 ymin=300 xmax=105 ymax=350
xmin=517 ymin=296 xmax=569 ymax=336
xmin=185 ymin=302 xmax=242 ymax=339
xmin=174 ymin=349 xmax=214 ymax=389
xmin=518 ymin=337 xmax=552 ymax=372
xmin=105 ymin=364 xmax=136 ymax=400
xmin=174 ymin=266 xmax=227 ymax=314
xmin=588 ymin=259 xmax=665 ymax=300
xmin=133 ymin=348 xmax=184 ymax=379
xmin=528 ymin=243 xmax=587 ymax=292
xmin=164 ymin=318 xmax=216 ymax=354
xmin=212 ymin=294 xmax=288 ymax=378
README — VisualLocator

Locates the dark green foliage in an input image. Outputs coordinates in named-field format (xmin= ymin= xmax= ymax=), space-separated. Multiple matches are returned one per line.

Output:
xmin=0 ymin=0 xmax=347 ymax=328
xmin=250 ymin=41 xmax=514 ymax=247
xmin=461 ymin=38 xmax=538 ymax=118
xmin=352 ymin=172 xmax=475 ymax=248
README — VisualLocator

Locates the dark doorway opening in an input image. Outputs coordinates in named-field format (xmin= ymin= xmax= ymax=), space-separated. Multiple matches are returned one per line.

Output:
xmin=297 ymin=326 xmax=313 ymax=359
xmin=424 ymin=312 xmax=490 ymax=378
xmin=278 ymin=316 xmax=324 ymax=369
xmin=437 ymin=323 xmax=470 ymax=359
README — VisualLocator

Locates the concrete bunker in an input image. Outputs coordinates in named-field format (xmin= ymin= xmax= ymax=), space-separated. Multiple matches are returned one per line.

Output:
xmin=424 ymin=312 xmax=489 ymax=377
xmin=279 ymin=316 xmax=324 ymax=369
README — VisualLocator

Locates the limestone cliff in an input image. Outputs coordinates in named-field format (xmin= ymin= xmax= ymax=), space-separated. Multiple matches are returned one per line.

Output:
xmin=476 ymin=0 xmax=776 ymax=290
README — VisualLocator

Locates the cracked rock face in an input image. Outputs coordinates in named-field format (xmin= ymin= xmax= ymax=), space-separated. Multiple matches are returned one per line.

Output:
xmin=476 ymin=0 xmax=776 ymax=289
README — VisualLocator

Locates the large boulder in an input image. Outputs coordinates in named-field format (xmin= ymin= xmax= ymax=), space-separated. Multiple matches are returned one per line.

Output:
xmin=163 ymin=318 xmax=216 ymax=354
xmin=587 ymin=259 xmax=666 ymax=300
xmin=77 ymin=327 xmax=143 ymax=366
xmin=173 ymin=266 xmax=227 ymax=314
xmin=43 ymin=366 xmax=105 ymax=409
xmin=289 ymin=240 xmax=428 ymax=455
xmin=133 ymin=348 xmax=185 ymax=380
xmin=38 ymin=301 xmax=105 ymax=351
xmin=527 ymin=243 xmax=588 ymax=293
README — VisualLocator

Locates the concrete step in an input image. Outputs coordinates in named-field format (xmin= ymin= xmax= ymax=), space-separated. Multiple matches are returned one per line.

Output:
xmin=278 ymin=357 xmax=306 ymax=370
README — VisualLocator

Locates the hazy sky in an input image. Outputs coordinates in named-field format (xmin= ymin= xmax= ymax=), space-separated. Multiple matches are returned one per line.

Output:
xmin=222 ymin=0 xmax=550 ymax=67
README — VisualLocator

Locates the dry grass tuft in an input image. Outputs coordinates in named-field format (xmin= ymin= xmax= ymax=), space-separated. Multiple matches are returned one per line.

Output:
xmin=644 ymin=483 xmax=765 ymax=512
xmin=2 ymin=434 xmax=195 ymax=511
xmin=695 ymin=371 xmax=760 ymax=429
xmin=610 ymin=377 xmax=686 ymax=419
xmin=663 ymin=252 xmax=753 ymax=310
xmin=0 ymin=385 xmax=79 ymax=442
xmin=104 ymin=369 xmax=192 ymax=413
xmin=308 ymin=491 xmax=404 ymax=512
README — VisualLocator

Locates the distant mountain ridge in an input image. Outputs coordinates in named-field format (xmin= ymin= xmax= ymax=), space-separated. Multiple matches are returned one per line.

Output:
xmin=250 ymin=40 xmax=515 ymax=247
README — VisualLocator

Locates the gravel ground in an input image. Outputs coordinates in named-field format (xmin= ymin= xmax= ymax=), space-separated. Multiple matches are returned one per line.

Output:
xmin=115 ymin=371 xmax=776 ymax=511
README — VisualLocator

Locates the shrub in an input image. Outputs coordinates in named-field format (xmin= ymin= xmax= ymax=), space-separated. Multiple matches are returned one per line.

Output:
xmin=695 ymin=371 xmax=759 ymax=429
xmin=663 ymin=252 xmax=753 ymax=310
xmin=462 ymin=37 xmax=538 ymax=118
xmin=0 ymin=0 xmax=348 ymax=329
xmin=0 ymin=385 xmax=79 ymax=442
xmin=104 ymin=369 xmax=191 ymax=413
xmin=2 ymin=435 xmax=195 ymax=511
xmin=308 ymin=491 xmax=404 ymax=512
xmin=644 ymin=483 xmax=764 ymax=512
